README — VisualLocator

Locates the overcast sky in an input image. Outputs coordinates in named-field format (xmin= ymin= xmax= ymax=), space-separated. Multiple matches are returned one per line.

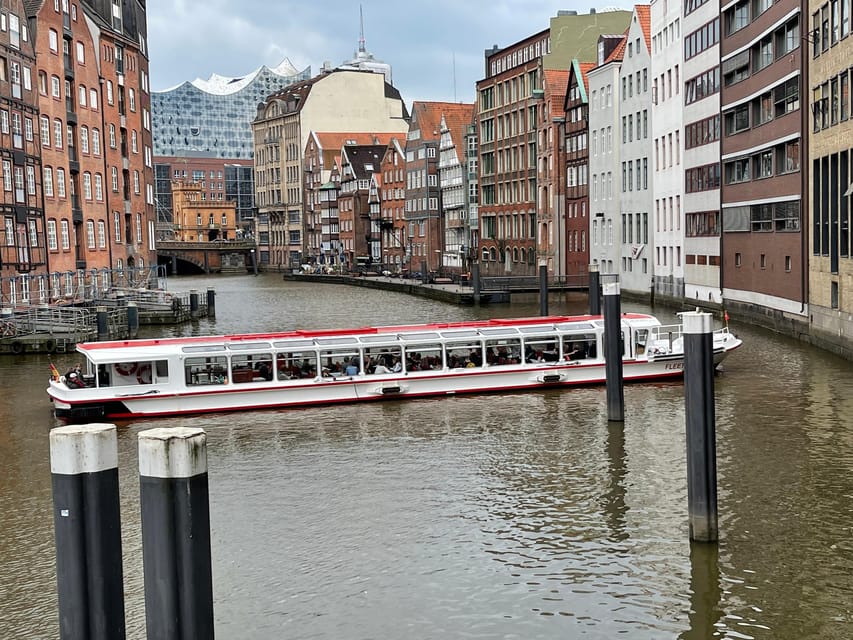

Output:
xmin=147 ymin=0 xmax=624 ymax=105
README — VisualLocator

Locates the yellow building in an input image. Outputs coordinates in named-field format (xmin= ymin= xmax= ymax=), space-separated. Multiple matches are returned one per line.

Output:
xmin=171 ymin=181 xmax=238 ymax=242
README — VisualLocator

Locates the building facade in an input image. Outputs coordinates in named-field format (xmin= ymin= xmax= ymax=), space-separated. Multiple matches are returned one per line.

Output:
xmin=588 ymin=35 xmax=626 ymax=277
xmin=379 ymin=138 xmax=407 ymax=271
xmin=539 ymin=67 xmax=568 ymax=277
xmin=618 ymin=6 xmax=654 ymax=294
xmin=437 ymin=104 xmax=475 ymax=274
xmin=170 ymin=180 xmax=238 ymax=242
xmin=682 ymin=0 xmax=723 ymax=303
xmin=809 ymin=0 xmax=853 ymax=349
xmin=719 ymin=0 xmax=806 ymax=315
xmin=651 ymin=0 xmax=684 ymax=299
xmin=0 ymin=0 xmax=44 ymax=305
xmin=564 ymin=61 xmax=594 ymax=278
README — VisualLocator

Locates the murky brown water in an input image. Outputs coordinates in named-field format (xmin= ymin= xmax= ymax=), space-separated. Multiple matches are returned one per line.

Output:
xmin=1 ymin=273 xmax=852 ymax=639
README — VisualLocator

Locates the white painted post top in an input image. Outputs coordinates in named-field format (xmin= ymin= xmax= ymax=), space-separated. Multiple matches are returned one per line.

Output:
xmin=50 ymin=423 xmax=118 ymax=475
xmin=138 ymin=427 xmax=207 ymax=479
xmin=682 ymin=311 xmax=713 ymax=334
xmin=602 ymin=281 xmax=620 ymax=296
xmin=589 ymin=263 xmax=599 ymax=273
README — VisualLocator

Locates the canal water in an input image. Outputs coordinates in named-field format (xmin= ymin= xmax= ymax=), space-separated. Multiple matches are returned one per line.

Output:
xmin=1 ymin=273 xmax=852 ymax=639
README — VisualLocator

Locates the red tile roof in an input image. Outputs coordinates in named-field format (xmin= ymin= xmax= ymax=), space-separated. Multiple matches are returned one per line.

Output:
xmin=544 ymin=69 xmax=569 ymax=105
xmin=578 ymin=62 xmax=596 ymax=94
xmin=411 ymin=101 xmax=474 ymax=141
xmin=603 ymin=32 xmax=628 ymax=65
xmin=635 ymin=5 xmax=652 ymax=53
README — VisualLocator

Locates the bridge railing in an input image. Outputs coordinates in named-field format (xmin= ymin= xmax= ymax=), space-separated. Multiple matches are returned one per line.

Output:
xmin=481 ymin=274 xmax=589 ymax=291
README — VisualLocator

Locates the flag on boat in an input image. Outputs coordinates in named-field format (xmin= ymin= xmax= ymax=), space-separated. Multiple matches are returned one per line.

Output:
xmin=49 ymin=362 xmax=61 ymax=381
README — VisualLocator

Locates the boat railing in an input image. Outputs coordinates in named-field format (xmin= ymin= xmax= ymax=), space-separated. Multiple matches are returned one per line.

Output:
xmin=649 ymin=323 xmax=735 ymax=353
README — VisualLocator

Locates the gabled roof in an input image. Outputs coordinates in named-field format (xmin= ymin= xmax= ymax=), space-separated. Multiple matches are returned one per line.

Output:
xmin=410 ymin=101 xmax=472 ymax=142
xmin=635 ymin=5 xmax=652 ymax=53
xmin=544 ymin=69 xmax=569 ymax=106
xmin=603 ymin=31 xmax=628 ymax=65
xmin=341 ymin=145 xmax=386 ymax=180
xmin=312 ymin=131 xmax=396 ymax=152
xmin=440 ymin=103 xmax=476 ymax=143
xmin=578 ymin=62 xmax=596 ymax=95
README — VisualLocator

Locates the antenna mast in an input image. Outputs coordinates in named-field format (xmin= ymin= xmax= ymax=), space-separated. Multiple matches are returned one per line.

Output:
xmin=358 ymin=5 xmax=366 ymax=53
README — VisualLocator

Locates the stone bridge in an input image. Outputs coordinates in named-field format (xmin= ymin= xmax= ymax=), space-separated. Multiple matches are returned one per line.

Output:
xmin=157 ymin=240 xmax=258 ymax=275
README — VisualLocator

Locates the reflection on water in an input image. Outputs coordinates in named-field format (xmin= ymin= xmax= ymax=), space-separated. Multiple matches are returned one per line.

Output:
xmin=1 ymin=273 xmax=853 ymax=638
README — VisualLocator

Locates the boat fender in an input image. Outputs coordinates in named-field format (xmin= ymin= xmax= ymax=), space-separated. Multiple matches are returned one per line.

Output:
xmin=11 ymin=340 xmax=23 ymax=354
xmin=115 ymin=362 xmax=138 ymax=376
xmin=45 ymin=338 xmax=57 ymax=352
xmin=136 ymin=363 xmax=152 ymax=385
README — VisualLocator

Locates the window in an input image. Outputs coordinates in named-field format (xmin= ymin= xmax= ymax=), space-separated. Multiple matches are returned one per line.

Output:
xmin=97 ymin=221 xmax=106 ymax=248
xmin=47 ymin=220 xmax=57 ymax=250
xmin=26 ymin=165 xmax=35 ymax=195
xmin=725 ymin=158 xmax=751 ymax=184
xmin=76 ymin=41 xmax=84 ymax=64
xmin=90 ymin=88 xmax=98 ymax=109
xmin=109 ymin=124 xmax=116 ymax=148
xmin=44 ymin=167 xmax=54 ymax=197
xmin=49 ymin=29 xmax=58 ymax=52
xmin=755 ymin=150 xmax=773 ymax=178
xmin=92 ymin=128 xmax=100 ymax=155
xmin=774 ymin=78 xmax=799 ymax=116
xmin=78 ymin=85 xmax=86 ymax=107
xmin=86 ymin=220 xmax=95 ymax=248
xmin=111 ymin=166 xmax=118 ymax=191
xmin=56 ymin=168 xmax=66 ymax=197
xmin=51 ymin=75 xmax=60 ymax=98
xmin=94 ymin=173 xmax=102 ymax=200
xmin=80 ymin=126 xmax=89 ymax=153
xmin=725 ymin=104 xmax=750 ymax=135
xmin=53 ymin=119 xmax=63 ymax=148
xmin=725 ymin=0 xmax=750 ymax=35
xmin=106 ymin=80 xmax=113 ymax=105
xmin=131 ymin=129 xmax=137 ymax=153
xmin=128 ymin=88 xmax=136 ymax=111
xmin=723 ymin=50 xmax=750 ymax=86
xmin=60 ymin=220 xmax=69 ymax=249
xmin=40 ymin=115 xmax=49 ymax=145
xmin=83 ymin=172 xmax=92 ymax=200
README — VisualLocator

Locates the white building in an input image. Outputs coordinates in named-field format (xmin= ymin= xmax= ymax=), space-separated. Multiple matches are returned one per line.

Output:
xmin=617 ymin=6 xmax=654 ymax=294
xmin=650 ymin=0 xmax=685 ymax=299
xmin=588 ymin=35 xmax=626 ymax=276
xmin=682 ymin=0 xmax=722 ymax=303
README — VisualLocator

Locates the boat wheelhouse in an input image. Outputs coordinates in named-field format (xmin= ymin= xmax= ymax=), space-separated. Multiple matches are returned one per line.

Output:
xmin=47 ymin=313 xmax=742 ymax=422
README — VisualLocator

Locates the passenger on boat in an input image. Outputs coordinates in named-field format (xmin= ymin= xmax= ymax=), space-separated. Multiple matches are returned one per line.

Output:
xmin=373 ymin=360 xmax=392 ymax=374
xmin=65 ymin=363 xmax=87 ymax=388
xmin=391 ymin=357 xmax=402 ymax=372
xmin=565 ymin=343 xmax=586 ymax=361
xmin=345 ymin=358 xmax=359 ymax=376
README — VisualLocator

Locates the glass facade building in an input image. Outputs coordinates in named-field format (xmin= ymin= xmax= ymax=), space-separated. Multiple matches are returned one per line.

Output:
xmin=152 ymin=59 xmax=311 ymax=159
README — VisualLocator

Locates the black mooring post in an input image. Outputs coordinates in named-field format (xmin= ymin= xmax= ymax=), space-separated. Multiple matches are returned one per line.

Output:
xmin=50 ymin=424 xmax=127 ymax=640
xmin=683 ymin=311 xmax=719 ymax=543
xmin=472 ymin=262 xmax=481 ymax=304
xmin=189 ymin=290 xmax=200 ymax=320
xmin=126 ymin=301 xmax=139 ymax=339
xmin=603 ymin=279 xmax=624 ymax=422
xmin=539 ymin=264 xmax=548 ymax=316
xmin=96 ymin=306 xmax=109 ymax=341
xmin=139 ymin=428 xmax=214 ymax=640
xmin=206 ymin=288 xmax=216 ymax=317
xmin=589 ymin=263 xmax=601 ymax=316
xmin=421 ymin=260 xmax=428 ymax=285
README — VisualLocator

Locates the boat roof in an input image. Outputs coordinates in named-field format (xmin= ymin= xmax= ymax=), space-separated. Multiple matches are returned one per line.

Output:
xmin=77 ymin=313 xmax=658 ymax=362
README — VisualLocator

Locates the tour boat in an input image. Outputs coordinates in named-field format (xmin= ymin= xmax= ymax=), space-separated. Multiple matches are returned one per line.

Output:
xmin=47 ymin=313 xmax=743 ymax=422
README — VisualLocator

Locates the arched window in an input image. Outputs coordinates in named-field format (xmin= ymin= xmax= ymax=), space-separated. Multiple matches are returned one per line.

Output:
xmin=482 ymin=247 xmax=489 ymax=262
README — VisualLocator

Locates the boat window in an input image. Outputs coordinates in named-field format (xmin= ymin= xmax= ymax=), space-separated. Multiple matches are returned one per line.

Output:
xmin=182 ymin=345 xmax=226 ymax=353
xmin=359 ymin=334 xmax=400 ymax=344
xmin=185 ymin=356 xmax=228 ymax=386
xmin=561 ymin=334 xmax=597 ymax=361
xmin=155 ymin=360 xmax=169 ymax=383
xmin=478 ymin=327 xmax=520 ymax=337
xmin=276 ymin=351 xmax=317 ymax=379
xmin=320 ymin=348 xmax=360 ymax=376
xmin=555 ymin=322 xmax=596 ymax=332
xmin=445 ymin=339 xmax=483 ymax=369
xmin=403 ymin=343 xmax=443 ymax=370
xmin=272 ymin=339 xmax=315 ymax=349
xmin=227 ymin=342 xmax=272 ymax=351
xmin=399 ymin=332 xmax=440 ymax=341
xmin=634 ymin=329 xmax=649 ymax=356
xmin=230 ymin=352 xmax=273 ymax=384
xmin=315 ymin=337 xmax=359 ymax=346
xmin=107 ymin=360 xmax=156 ymax=386
xmin=523 ymin=336 xmax=560 ymax=362
xmin=484 ymin=338 xmax=522 ymax=365
xmin=440 ymin=329 xmax=480 ymax=339
xmin=518 ymin=325 xmax=557 ymax=335
xmin=363 ymin=346 xmax=402 ymax=373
